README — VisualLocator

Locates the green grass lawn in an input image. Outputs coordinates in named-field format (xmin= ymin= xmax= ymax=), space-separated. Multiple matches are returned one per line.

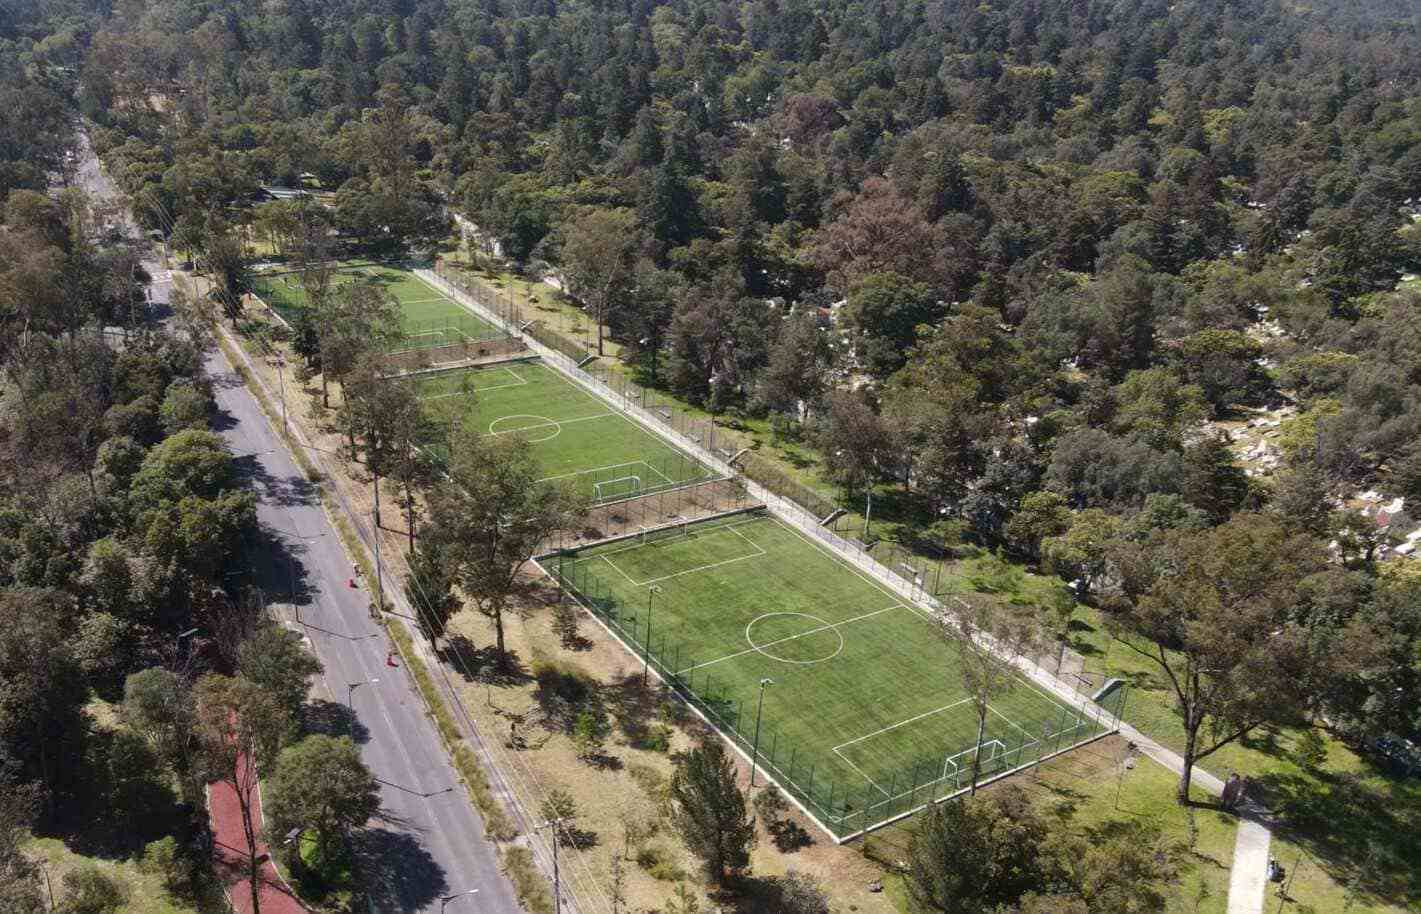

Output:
xmin=251 ymin=263 xmax=501 ymax=350
xmin=549 ymin=510 xmax=1117 ymax=838
xmin=1066 ymin=605 xmax=1421 ymax=913
xmin=412 ymin=358 xmax=712 ymax=501
xmin=871 ymin=737 xmax=1240 ymax=914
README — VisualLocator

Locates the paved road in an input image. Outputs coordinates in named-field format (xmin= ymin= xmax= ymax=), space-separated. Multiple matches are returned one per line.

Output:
xmin=73 ymin=134 xmax=524 ymax=914
xmin=201 ymin=306 xmax=524 ymax=913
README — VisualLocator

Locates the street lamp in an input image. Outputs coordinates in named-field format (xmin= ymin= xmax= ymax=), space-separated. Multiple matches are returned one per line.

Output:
xmin=750 ymin=678 xmax=775 ymax=787
xmin=347 ymin=678 xmax=379 ymax=736
xmin=176 ymin=627 xmax=200 ymax=659
xmin=643 ymin=585 xmax=663 ymax=687
xmin=440 ymin=889 xmax=479 ymax=912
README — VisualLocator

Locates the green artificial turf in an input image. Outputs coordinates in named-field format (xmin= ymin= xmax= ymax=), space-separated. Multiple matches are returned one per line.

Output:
xmin=412 ymin=359 xmax=712 ymax=499
xmin=251 ymin=264 xmax=501 ymax=350
xmin=550 ymin=511 xmax=1115 ymax=837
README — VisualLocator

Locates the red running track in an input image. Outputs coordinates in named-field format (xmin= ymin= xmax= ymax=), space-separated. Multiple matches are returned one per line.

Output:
xmin=208 ymin=751 xmax=306 ymax=914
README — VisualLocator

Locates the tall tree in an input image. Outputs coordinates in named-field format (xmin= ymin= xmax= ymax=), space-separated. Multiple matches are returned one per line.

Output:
xmin=1106 ymin=514 xmax=1330 ymax=803
xmin=195 ymin=675 xmax=290 ymax=914
xmin=265 ymin=735 xmax=380 ymax=869
xmin=669 ymin=739 xmax=756 ymax=885
xmin=423 ymin=428 xmax=585 ymax=661
xmin=558 ymin=207 xmax=640 ymax=356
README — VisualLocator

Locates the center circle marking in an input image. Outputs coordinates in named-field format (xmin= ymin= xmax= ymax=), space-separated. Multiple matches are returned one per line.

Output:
xmin=489 ymin=414 xmax=560 ymax=442
xmin=745 ymin=612 xmax=844 ymax=665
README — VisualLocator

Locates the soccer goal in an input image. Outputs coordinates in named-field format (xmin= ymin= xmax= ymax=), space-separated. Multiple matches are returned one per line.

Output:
xmin=594 ymin=475 xmax=643 ymax=502
xmin=941 ymin=738 xmax=1009 ymax=786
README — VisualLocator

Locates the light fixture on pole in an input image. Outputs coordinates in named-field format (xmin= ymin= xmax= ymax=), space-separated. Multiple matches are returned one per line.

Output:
xmin=750 ymin=678 xmax=775 ymax=787
xmin=439 ymin=888 xmax=479 ymax=912
xmin=643 ymin=585 xmax=662 ymax=687
xmin=176 ymin=627 xmax=200 ymax=659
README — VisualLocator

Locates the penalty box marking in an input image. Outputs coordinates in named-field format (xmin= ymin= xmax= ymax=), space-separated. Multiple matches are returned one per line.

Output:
xmin=599 ymin=527 xmax=767 ymax=587
xmin=540 ymin=458 xmax=678 ymax=486
xmin=418 ymin=366 xmax=530 ymax=401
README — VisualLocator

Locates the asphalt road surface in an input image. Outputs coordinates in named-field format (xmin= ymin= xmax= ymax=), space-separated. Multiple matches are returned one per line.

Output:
xmin=202 ymin=311 xmax=523 ymax=914
xmin=74 ymin=134 xmax=525 ymax=914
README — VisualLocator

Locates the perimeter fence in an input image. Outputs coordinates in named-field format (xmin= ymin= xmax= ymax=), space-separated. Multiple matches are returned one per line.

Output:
xmin=432 ymin=261 xmax=841 ymax=522
xmin=424 ymin=261 xmax=1128 ymax=837
xmin=539 ymin=508 xmax=1128 ymax=842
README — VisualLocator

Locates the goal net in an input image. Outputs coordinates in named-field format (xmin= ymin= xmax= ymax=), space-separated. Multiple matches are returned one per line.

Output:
xmin=594 ymin=475 xmax=643 ymax=502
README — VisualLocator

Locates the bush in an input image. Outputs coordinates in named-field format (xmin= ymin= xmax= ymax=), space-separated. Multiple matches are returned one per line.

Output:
xmin=753 ymin=783 xmax=789 ymax=825
xmin=61 ymin=867 xmax=126 ymax=914
xmin=634 ymin=844 xmax=687 ymax=882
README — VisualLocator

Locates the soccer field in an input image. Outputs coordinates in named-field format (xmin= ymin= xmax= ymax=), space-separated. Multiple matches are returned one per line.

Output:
xmin=252 ymin=263 xmax=501 ymax=351
xmin=548 ymin=511 xmax=1116 ymax=838
xmin=412 ymin=359 xmax=714 ymax=500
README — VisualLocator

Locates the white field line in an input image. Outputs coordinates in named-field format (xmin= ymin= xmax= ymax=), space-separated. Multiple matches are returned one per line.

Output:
xmin=417 ymin=366 xmax=528 ymax=400
xmin=600 ymin=554 xmax=639 ymax=586
xmin=832 ymin=750 xmax=892 ymax=798
xmin=568 ymin=519 xmax=765 ymax=561
xmin=485 ymin=412 xmax=615 ymax=436
xmin=402 ymin=296 xmax=455 ymax=305
xmin=676 ymin=604 xmax=902 ymax=676
xmin=832 ymin=697 xmax=975 ymax=752
xmin=541 ymin=459 xmax=649 ymax=482
xmin=988 ymin=703 xmax=1035 ymax=741
xmin=602 ymin=536 xmax=767 ymax=588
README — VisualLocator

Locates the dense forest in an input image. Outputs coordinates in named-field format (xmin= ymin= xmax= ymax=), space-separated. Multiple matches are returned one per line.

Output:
xmin=4 ymin=0 xmax=1421 ymax=909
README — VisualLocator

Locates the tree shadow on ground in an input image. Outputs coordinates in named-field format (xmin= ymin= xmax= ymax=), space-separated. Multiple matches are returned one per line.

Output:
xmin=301 ymin=698 xmax=369 ymax=744
xmin=442 ymin=636 xmax=533 ymax=686
xmin=1259 ymin=764 xmax=1421 ymax=909
xmin=353 ymin=827 xmax=448 ymax=913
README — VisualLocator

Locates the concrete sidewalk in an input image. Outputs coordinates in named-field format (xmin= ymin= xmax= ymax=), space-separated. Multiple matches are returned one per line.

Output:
xmin=1118 ymin=724 xmax=1272 ymax=914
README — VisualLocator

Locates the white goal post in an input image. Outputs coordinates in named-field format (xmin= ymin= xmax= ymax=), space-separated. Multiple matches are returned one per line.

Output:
xmin=941 ymin=739 xmax=1008 ymax=784
xmin=594 ymin=475 xmax=643 ymax=501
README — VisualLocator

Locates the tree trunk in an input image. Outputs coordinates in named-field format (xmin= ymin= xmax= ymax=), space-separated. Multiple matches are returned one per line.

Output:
xmin=596 ymin=298 xmax=605 ymax=356
xmin=236 ymin=780 xmax=262 ymax=914
xmin=969 ymin=708 xmax=987 ymax=795
xmin=1178 ymin=723 xmax=1198 ymax=805
xmin=405 ymin=480 xmax=416 ymax=553
xmin=321 ymin=371 xmax=330 ymax=409
xmin=373 ymin=472 xmax=381 ymax=529
xmin=494 ymin=605 xmax=506 ymax=660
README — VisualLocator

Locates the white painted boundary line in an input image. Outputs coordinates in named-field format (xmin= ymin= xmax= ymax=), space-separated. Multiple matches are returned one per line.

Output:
xmin=529 ymin=553 xmax=846 ymax=843
xmin=832 ymin=697 xmax=975 ymax=752
xmin=677 ymin=604 xmax=902 ymax=676
xmin=417 ymin=365 xmax=528 ymax=399
xmin=425 ymin=268 xmax=1124 ymax=838
xmin=485 ymin=411 xmax=615 ymax=436
xmin=609 ymin=537 xmax=767 ymax=587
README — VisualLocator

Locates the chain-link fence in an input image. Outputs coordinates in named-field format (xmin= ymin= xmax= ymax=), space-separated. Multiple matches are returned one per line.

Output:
xmin=422 ymin=263 xmax=1128 ymax=836
xmin=538 ymin=508 xmax=1128 ymax=843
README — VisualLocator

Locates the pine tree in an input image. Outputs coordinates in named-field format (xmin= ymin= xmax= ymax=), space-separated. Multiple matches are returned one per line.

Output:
xmin=669 ymin=740 xmax=755 ymax=884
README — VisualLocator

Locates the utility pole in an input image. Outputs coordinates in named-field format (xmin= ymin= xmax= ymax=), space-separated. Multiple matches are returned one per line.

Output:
xmin=373 ymin=505 xmax=385 ymax=616
xmin=536 ymin=818 xmax=565 ymax=914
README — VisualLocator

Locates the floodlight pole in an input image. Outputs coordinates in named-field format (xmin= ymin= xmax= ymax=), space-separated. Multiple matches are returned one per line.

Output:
xmin=864 ymin=490 xmax=873 ymax=541
xmin=750 ymin=678 xmax=774 ymax=788
xmin=643 ymin=585 xmax=662 ymax=687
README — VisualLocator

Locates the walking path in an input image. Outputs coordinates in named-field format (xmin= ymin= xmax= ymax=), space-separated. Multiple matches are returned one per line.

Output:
xmin=208 ymin=751 xmax=305 ymax=914
xmin=421 ymin=264 xmax=1276 ymax=913
xmin=1118 ymin=723 xmax=1272 ymax=914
